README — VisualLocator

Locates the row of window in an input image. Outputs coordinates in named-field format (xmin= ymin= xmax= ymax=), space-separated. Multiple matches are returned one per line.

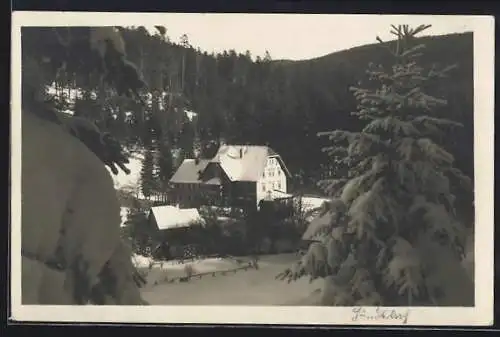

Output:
xmin=262 ymin=181 xmax=282 ymax=192
xmin=267 ymin=158 xmax=278 ymax=166
xmin=262 ymin=168 xmax=282 ymax=178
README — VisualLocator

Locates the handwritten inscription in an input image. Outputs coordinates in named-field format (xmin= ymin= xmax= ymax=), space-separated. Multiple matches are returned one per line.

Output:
xmin=351 ymin=307 xmax=410 ymax=324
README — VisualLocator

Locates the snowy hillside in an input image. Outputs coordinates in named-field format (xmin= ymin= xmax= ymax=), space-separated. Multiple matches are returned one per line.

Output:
xmin=46 ymin=85 xmax=189 ymax=113
xmin=45 ymin=82 xmax=198 ymax=194
xmin=110 ymin=151 xmax=144 ymax=190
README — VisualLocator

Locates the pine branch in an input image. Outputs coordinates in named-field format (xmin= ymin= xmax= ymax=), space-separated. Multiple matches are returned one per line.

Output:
xmin=363 ymin=116 xmax=421 ymax=137
xmin=350 ymin=268 xmax=378 ymax=299
xmin=52 ymin=27 xmax=72 ymax=48
xmin=383 ymin=237 xmax=424 ymax=301
xmin=317 ymin=130 xmax=356 ymax=142
xmin=347 ymin=180 xmax=388 ymax=240
xmin=321 ymin=146 xmax=348 ymax=157
xmin=411 ymin=116 xmax=463 ymax=129
xmin=416 ymin=138 xmax=455 ymax=166
xmin=446 ymin=167 xmax=473 ymax=192
xmin=400 ymin=44 xmax=426 ymax=58
xmin=409 ymin=195 xmax=462 ymax=243
xmin=411 ymin=24 xmax=432 ymax=36
xmin=318 ymin=178 xmax=348 ymax=197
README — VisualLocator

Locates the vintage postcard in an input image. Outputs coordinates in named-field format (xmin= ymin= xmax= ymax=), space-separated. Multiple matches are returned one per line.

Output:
xmin=10 ymin=12 xmax=494 ymax=326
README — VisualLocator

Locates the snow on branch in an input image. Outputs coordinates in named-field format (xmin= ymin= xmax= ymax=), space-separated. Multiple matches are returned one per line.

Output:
xmin=383 ymin=236 xmax=423 ymax=304
xmin=416 ymin=138 xmax=455 ymax=166
xmin=409 ymin=195 xmax=463 ymax=243
xmin=410 ymin=116 xmax=463 ymax=137
xmin=363 ymin=115 xmax=421 ymax=137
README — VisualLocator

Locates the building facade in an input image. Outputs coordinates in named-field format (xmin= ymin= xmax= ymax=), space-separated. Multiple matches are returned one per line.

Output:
xmin=256 ymin=155 xmax=288 ymax=204
xmin=169 ymin=145 xmax=292 ymax=210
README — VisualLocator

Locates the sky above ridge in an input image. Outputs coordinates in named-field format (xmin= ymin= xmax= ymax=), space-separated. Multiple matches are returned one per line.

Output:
xmin=144 ymin=14 xmax=474 ymax=61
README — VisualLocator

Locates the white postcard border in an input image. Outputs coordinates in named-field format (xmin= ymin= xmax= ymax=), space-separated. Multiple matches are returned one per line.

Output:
xmin=9 ymin=12 xmax=495 ymax=326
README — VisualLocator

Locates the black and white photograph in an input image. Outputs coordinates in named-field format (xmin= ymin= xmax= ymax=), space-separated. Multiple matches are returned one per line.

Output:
xmin=10 ymin=12 xmax=494 ymax=325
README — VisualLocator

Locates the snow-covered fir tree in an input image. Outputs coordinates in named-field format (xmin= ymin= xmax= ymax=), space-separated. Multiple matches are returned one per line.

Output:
xmin=278 ymin=24 xmax=474 ymax=306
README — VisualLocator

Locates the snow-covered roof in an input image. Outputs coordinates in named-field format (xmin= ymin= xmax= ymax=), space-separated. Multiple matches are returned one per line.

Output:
xmin=149 ymin=205 xmax=205 ymax=230
xmin=211 ymin=145 xmax=290 ymax=182
xmin=169 ymin=159 xmax=211 ymax=184
xmin=169 ymin=144 xmax=291 ymax=185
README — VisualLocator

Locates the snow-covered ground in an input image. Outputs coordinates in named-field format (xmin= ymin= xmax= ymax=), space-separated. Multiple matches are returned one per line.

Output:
xmin=125 ymin=193 xmax=329 ymax=305
xmin=132 ymin=243 xmax=473 ymax=306
xmin=301 ymin=196 xmax=329 ymax=212
xmin=46 ymin=84 xmax=200 ymax=116
xmin=114 ymin=143 xmax=329 ymax=305
xmin=135 ymin=254 xmax=322 ymax=306
xmin=111 ymin=152 xmax=143 ymax=191
xmin=120 ymin=207 xmax=130 ymax=227
xmin=132 ymin=253 xmax=156 ymax=268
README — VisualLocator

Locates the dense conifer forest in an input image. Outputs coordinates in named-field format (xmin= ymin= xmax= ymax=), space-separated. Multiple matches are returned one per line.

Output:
xmin=22 ymin=27 xmax=473 ymax=195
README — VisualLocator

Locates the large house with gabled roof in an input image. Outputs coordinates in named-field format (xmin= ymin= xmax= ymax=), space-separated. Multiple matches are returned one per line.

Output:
xmin=169 ymin=144 xmax=292 ymax=210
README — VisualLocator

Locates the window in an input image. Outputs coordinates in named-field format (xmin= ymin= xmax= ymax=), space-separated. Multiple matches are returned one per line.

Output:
xmin=277 ymin=182 xmax=281 ymax=190
xmin=262 ymin=184 xmax=266 ymax=192
xmin=278 ymin=170 xmax=281 ymax=176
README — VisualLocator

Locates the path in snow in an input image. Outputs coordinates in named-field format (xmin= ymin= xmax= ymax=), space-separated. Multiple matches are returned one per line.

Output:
xmin=138 ymin=254 xmax=322 ymax=306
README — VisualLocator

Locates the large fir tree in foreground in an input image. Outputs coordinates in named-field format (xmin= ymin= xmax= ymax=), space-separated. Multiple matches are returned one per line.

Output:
xmin=278 ymin=25 xmax=474 ymax=306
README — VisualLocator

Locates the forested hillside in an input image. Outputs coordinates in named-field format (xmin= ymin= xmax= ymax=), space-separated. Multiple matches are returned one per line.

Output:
xmin=121 ymin=28 xmax=473 ymax=191
xmin=23 ymin=27 xmax=473 ymax=194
